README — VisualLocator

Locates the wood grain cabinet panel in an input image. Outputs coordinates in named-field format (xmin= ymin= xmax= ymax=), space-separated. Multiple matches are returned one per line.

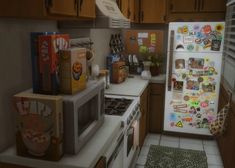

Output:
xmin=0 ymin=0 xmax=96 ymax=19
xmin=139 ymin=85 xmax=149 ymax=147
xmin=149 ymin=83 xmax=165 ymax=133
xmin=140 ymin=0 xmax=166 ymax=23
xmin=167 ymin=0 xmax=226 ymax=21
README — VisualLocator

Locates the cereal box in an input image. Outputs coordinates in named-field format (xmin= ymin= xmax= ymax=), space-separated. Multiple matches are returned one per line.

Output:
xmin=38 ymin=34 xmax=70 ymax=95
xmin=59 ymin=48 xmax=87 ymax=94
xmin=13 ymin=91 xmax=63 ymax=161
xmin=30 ymin=32 xmax=56 ymax=94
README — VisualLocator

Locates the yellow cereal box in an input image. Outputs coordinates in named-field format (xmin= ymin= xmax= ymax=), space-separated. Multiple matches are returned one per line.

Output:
xmin=59 ymin=48 xmax=87 ymax=94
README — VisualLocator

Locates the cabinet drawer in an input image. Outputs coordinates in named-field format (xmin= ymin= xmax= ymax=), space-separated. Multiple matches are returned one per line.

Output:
xmin=150 ymin=83 xmax=165 ymax=95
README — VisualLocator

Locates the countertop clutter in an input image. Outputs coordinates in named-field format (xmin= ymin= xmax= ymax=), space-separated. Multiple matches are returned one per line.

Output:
xmin=105 ymin=74 xmax=166 ymax=97
xmin=0 ymin=74 xmax=166 ymax=168
xmin=0 ymin=116 xmax=122 ymax=168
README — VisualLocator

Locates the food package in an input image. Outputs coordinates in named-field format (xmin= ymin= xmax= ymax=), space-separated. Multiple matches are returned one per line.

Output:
xmin=12 ymin=91 xmax=63 ymax=161
xmin=112 ymin=61 xmax=127 ymax=83
xmin=38 ymin=34 xmax=70 ymax=95
xmin=59 ymin=48 xmax=87 ymax=94
xmin=30 ymin=32 xmax=56 ymax=94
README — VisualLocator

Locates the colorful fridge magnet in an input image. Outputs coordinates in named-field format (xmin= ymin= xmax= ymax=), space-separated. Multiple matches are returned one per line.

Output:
xmin=211 ymin=39 xmax=221 ymax=51
xmin=173 ymin=81 xmax=184 ymax=91
xmin=202 ymin=83 xmax=215 ymax=92
xmin=186 ymin=80 xmax=200 ymax=90
xmin=175 ymin=121 xmax=183 ymax=128
xmin=188 ymin=58 xmax=204 ymax=69
xmin=175 ymin=59 xmax=185 ymax=69
xmin=139 ymin=45 xmax=148 ymax=53
xmin=150 ymin=33 xmax=156 ymax=46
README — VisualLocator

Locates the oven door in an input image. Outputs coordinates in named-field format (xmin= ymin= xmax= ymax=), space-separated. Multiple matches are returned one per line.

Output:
xmin=124 ymin=114 xmax=140 ymax=168
xmin=106 ymin=133 xmax=124 ymax=168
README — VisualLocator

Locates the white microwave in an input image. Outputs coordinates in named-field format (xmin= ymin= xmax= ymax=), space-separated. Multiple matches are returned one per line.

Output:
xmin=63 ymin=80 xmax=105 ymax=154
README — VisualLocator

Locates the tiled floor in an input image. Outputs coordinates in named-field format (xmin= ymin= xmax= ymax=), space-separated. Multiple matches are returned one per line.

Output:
xmin=135 ymin=134 xmax=224 ymax=168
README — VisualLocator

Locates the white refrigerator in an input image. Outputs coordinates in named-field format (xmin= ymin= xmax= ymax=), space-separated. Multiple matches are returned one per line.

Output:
xmin=164 ymin=22 xmax=225 ymax=135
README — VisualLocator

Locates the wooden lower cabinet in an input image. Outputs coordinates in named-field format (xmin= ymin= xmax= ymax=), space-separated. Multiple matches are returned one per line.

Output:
xmin=149 ymin=83 xmax=165 ymax=133
xmin=216 ymin=84 xmax=235 ymax=168
xmin=139 ymin=85 xmax=149 ymax=147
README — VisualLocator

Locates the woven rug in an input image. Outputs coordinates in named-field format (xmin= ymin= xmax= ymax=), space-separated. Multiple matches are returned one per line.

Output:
xmin=145 ymin=145 xmax=208 ymax=168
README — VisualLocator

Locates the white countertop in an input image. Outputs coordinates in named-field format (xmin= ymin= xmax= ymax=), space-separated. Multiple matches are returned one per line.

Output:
xmin=105 ymin=74 xmax=166 ymax=97
xmin=0 ymin=116 xmax=122 ymax=168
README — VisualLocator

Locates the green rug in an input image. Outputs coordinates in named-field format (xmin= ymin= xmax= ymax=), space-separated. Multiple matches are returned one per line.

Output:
xmin=145 ymin=145 xmax=208 ymax=168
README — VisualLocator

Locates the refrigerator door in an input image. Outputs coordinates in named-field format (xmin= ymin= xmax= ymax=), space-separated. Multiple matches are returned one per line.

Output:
xmin=164 ymin=52 xmax=222 ymax=135
xmin=168 ymin=22 xmax=225 ymax=53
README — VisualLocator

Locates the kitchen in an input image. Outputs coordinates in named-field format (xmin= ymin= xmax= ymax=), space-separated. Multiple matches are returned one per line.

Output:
xmin=0 ymin=0 xmax=235 ymax=168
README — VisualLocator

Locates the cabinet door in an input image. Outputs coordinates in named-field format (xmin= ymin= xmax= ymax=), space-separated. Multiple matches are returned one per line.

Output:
xmin=199 ymin=0 xmax=226 ymax=12
xmin=120 ymin=0 xmax=136 ymax=22
xmin=78 ymin=0 xmax=96 ymax=18
xmin=48 ymin=0 xmax=77 ymax=16
xmin=149 ymin=84 xmax=165 ymax=133
xmin=169 ymin=0 xmax=198 ymax=13
xmin=140 ymin=0 xmax=166 ymax=23
xmin=139 ymin=86 xmax=149 ymax=147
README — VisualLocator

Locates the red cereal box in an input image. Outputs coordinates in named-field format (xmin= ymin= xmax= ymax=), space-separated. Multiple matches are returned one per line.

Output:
xmin=38 ymin=34 xmax=70 ymax=95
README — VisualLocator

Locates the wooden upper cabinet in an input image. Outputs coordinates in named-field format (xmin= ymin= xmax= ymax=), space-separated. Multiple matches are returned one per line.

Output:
xmin=169 ymin=0 xmax=198 ymax=13
xmin=167 ymin=0 xmax=226 ymax=21
xmin=47 ymin=0 xmax=77 ymax=16
xmin=78 ymin=0 xmax=96 ymax=18
xmin=199 ymin=0 xmax=226 ymax=12
xmin=119 ymin=0 xmax=136 ymax=22
xmin=140 ymin=0 xmax=166 ymax=23
xmin=0 ymin=0 xmax=96 ymax=19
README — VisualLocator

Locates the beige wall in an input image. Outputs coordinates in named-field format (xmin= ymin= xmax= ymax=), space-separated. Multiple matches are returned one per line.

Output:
xmin=0 ymin=19 xmax=58 ymax=151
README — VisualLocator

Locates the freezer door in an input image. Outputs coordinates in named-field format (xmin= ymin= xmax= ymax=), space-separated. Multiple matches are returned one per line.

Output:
xmin=168 ymin=22 xmax=225 ymax=53
xmin=164 ymin=52 xmax=222 ymax=135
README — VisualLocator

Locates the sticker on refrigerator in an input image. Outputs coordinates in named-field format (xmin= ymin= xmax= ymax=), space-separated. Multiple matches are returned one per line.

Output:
xmin=175 ymin=59 xmax=185 ymax=69
xmin=211 ymin=39 xmax=221 ymax=51
xmin=188 ymin=58 xmax=204 ymax=69
xmin=176 ymin=44 xmax=185 ymax=50
xmin=177 ymin=26 xmax=189 ymax=34
xmin=150 ymin=33 xmax=156 ymax=46
xmin=201 ymin=25 xmax=212 ymax=35
xmin=202 ymin=83 xmax=215 ymax=92
xmin=138 ymin=32 xmax=148 ymax=38
xmin=175 ymin=121 xmax=183 ymax=128
xmin=173 ymin=81 xmax=184 ymax=91
xmin=137 ymin=38 xmax=143 ymax=46
xmin=183 ymin=36 xmax=194 ymax=44
xmin=186 ymin=80 xmax=200 ymax=90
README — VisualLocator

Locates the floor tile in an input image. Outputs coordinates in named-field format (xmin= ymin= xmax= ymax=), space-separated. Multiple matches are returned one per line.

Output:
xmin=135 ymin=165 xmax=145 ymax=168
xmin=143 ymin=138 xmax=160 ymax=146
xmin=160 ymin=140 xmax=179 ymax=148
xmin=180 ymin=137 xmax=203 ymax=145
xmin=208 ymin=165 xmax=224 ymax=168
xmin=179 ymin=142 xmax=204 ymax=151
xmin=203 ymin=139 xmax=217 ymax=146
xmin=136 ymin=155 xmax=147 ymax=166
xmin=204 ymin=145 xmax=220 ymax=155
xmin=207 ymin=154 xmax=223 ymax=166
xmin=146 ymin=133 xmax=161 ymax=140
xmin=139 ymin=146 xmax=149 ymax=156
xmin=161 ymin=135 xmax=179 ymax=142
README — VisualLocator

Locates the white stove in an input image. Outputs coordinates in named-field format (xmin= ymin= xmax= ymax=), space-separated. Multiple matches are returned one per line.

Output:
xmin=105 ymin=94 xmax=140 ymax=168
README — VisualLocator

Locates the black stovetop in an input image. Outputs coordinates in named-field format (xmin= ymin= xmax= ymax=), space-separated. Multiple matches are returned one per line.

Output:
xmin=105 ymin=97 xmax=133 ymax=116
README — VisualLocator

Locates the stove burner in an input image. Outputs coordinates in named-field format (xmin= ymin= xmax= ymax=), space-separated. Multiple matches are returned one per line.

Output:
xmin=105 ymin=97 xmax=133 ymax=116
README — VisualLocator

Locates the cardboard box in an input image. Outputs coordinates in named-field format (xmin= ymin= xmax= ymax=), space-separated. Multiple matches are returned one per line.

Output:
xmin=30 ymin=32 xmax=56 ymax=93
xmin=13 ymin=91 xmax=63 ymax=161
xmin=112 ymin=61 xmax=127 ymax=83
xmin=59 ymin=48 xmax=87 ymax=94
xmin=38 ymin=34 xmax=70 ymax=95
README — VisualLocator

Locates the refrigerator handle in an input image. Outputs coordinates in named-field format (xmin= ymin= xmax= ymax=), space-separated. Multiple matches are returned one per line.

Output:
xmin=168 ymin=30 xmax=175 ymax=91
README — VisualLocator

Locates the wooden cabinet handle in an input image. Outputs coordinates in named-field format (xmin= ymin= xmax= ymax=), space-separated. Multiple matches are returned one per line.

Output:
xmin=74 ymin=0 xmax=78 ymax=10
xmin=79 ymin=0 xmax=83 ymax=11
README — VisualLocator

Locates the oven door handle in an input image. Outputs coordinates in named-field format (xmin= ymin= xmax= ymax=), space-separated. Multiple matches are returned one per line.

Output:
xmin=107 ymin=134 xmax=124 ymax=168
